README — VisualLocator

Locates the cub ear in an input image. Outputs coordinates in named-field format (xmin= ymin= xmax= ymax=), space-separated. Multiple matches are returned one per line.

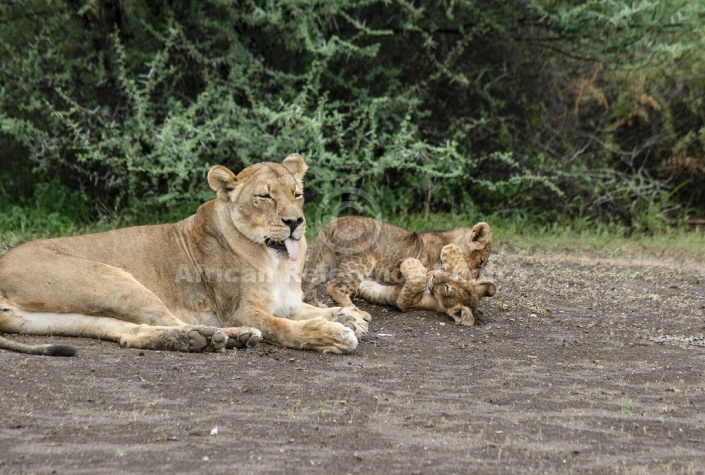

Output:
xmin=207 ymin=165 xmax=237 ymax=201
xmin=474 ymin=280 xmax=497 ymax=298
xmin=282 ymin=153 xmax=308 ymax=182
xmin=469 ymin=222 xmax=492 ymax=247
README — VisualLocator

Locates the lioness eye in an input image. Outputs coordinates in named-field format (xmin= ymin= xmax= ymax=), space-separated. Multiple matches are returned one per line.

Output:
xmin=444 ymin=284 xmax=452 ymax=294
xmin=257 ymin=193 xmax=273 ymax=200
xmin=295 ymin=192 xmax=303 ymax=199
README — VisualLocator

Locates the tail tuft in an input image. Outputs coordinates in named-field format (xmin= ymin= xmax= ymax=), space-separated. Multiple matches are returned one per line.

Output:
xmin=42 ymin=344 xmax=77 ymax=357
xmin=0 ymin=335 xmax=78 ymax=357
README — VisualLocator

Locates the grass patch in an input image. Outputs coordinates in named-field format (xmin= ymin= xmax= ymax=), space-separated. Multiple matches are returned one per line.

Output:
xmin=2 ymin=188 xmax=704 ymax=263
xmin=387 ymin=213 xmax=705 ymax=262
xmin=304 ymin=211 xmax=705 ymax=262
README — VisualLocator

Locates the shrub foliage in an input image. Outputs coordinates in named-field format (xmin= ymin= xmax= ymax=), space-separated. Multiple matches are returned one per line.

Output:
xmin=1 ymin=0 xmax=704 ymax=229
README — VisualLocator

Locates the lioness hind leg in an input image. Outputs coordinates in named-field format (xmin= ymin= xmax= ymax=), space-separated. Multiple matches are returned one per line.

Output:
xmin=0 ymin=247 xmax=185 ymax=327
xmin=0 ymin=307 xmax=228 ymax=353
xmin=120 ymin=324 xmax=229 ymax=352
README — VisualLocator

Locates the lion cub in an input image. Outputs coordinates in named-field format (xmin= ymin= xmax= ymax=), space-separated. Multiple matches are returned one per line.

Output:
xmin=303 ymin=217 xmax=492 ymax=308
xmin=357 ymin=244 xmax=496 ymax=325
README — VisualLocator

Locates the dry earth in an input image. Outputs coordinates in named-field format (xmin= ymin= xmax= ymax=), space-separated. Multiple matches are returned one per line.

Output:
xmin=1 ymin=245 xmax=705 ymax=474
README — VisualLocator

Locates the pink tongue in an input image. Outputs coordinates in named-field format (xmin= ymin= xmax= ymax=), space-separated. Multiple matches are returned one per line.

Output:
xmin=284 ymin=237 xmax=299 ymax=261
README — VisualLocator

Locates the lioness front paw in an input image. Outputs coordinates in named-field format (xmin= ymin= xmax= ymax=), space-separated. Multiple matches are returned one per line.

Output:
xmin=338 ymin=305 xmax=372 ymax=322
xmin=298 ymin=317 xmax=358 ymax=354
xmin=186 ymin=326 xmax=227 ymax=352
xmin=334 ymin=307 xmax=370 ymax=338
xmin=222 ymin=327 xmax=262 ymax=349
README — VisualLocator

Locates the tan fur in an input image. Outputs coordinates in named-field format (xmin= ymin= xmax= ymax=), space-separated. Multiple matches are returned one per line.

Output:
xmin=357 ymin=244 xmax=496 ymax=325
xmin=303 ymin=217 xmax=492 ymax=309
xmin=0 ymin=154 xmax=369 ymax=356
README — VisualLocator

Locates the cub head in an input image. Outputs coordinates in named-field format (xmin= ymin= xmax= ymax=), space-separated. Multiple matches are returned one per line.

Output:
xmin=207 ymin=153 xmax=307 ymax=261
xmin=426 ymin=270 xmax=496 ymax=326
xmin=450 ymin=222 xmax=492 ymax=279
xmin=433 ymin=243 xmax=496 ymax=325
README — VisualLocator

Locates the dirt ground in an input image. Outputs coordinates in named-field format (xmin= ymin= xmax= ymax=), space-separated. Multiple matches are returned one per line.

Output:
xmin=1 ymin=245 xmax=705 ymax=474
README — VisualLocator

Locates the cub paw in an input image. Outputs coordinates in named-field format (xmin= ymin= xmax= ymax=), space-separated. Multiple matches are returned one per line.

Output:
xmin=186 ymin=326 xmax=227 ymax=353
xmin=400 ymin=258 xmax=427 ymax=280
xmin=223 ymin=327 xmax=262 ymax=349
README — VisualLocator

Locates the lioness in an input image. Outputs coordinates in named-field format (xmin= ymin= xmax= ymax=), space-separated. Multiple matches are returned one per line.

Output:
xmin=357 ymin=244 xmax=496 ymax=326
xmin=303 ymin=217 xmax=491 ymax=309
xmin=0 ymin=154 xmax=369 ymax=356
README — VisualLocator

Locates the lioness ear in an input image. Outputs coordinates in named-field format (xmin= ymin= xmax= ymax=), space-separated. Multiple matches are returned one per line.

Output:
xmin=474 ymin=280 xmax=497 ymax=298
xmin=282 ymin=153 xmax=308 ymax=182
xmin=207 ymin=165 xmax=237 ymax=201
xmin=469 ymin=222 xmax=492 ymax=247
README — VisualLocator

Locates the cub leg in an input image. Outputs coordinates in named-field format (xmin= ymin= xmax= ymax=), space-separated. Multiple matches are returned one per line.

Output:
xmin=395 ymin=258 xmax=430 ymax=312
xmin=302 ymin=247 xmax=335 ymax=307
xmin=357 ymin=281 xmax=401 ymax=306
xmin=325 ymin=259 xmax=373 ymax=307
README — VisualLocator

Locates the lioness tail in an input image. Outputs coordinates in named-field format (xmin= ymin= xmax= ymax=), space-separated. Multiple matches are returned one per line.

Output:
xmin=0 ymin=335 xmax=76 ymax=356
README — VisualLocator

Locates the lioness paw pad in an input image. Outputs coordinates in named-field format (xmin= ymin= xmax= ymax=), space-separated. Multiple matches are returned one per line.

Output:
xmin=224 ymin=328 xmax=262 ymax=349
xmin=186 ymin=326 xmax=227 ymax=352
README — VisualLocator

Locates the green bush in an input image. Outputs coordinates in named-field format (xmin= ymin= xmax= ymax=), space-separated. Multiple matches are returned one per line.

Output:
xmin=1 ymin=0 xmax=704 ymax=232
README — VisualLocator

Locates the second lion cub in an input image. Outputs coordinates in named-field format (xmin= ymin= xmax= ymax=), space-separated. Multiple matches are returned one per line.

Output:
xmin=357 ymin=244 xmax=496 ymax=325
xmin=303 ymin=217 xmax=492 ymax=308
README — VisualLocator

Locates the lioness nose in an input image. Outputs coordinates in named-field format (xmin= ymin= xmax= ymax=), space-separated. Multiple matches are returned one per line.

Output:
xmin=283 ymin=217 xmax=304 ymax=233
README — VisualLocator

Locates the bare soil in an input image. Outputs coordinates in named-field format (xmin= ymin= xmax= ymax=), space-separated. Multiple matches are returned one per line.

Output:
xmin=2 ymin=246 xmax=705 ymax=474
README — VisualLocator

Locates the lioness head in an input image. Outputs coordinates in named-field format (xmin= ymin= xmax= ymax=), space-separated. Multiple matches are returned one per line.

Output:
xmin=426 ymin=270 xmax=496 ymax=326
xmin=207 ymin=153 xmax=308 ymax=261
